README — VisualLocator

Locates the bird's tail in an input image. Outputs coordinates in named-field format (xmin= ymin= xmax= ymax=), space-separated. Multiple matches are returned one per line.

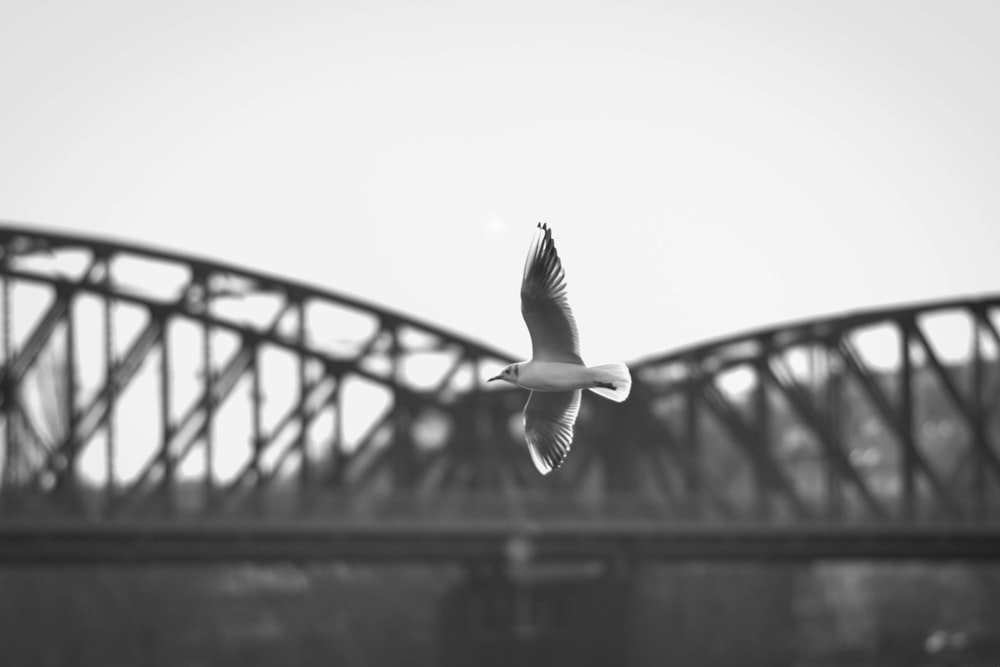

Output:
xmin=587 ymin=362 xmax=632 ymax=402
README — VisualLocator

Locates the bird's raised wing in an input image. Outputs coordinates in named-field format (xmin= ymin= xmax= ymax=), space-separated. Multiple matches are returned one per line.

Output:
xmin=524 ymin=389 xmax=581 ymax=474
xmin=520 ymin=223 xmax=583 ymax=364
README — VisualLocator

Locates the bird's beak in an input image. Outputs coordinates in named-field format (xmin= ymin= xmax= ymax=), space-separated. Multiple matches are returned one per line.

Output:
xmin=488 ymin=375 xmax=501 ymax=382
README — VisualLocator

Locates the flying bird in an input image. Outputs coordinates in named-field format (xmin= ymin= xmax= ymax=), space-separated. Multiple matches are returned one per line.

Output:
xmin=489 ymin=223 xmax=631 ymax=474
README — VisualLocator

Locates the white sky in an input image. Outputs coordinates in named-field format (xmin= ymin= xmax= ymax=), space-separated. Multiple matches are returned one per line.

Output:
xmin=2 ymin=0 xmax=999 ymax=365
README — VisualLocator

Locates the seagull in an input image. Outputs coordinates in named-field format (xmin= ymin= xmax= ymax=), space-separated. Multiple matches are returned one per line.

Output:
xmin=488 ymin=223 xmax=631 ymax=474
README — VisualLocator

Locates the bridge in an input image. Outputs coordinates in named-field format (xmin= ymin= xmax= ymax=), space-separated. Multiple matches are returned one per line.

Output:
xmin=1 ymin=224 xmax=999 ymax=564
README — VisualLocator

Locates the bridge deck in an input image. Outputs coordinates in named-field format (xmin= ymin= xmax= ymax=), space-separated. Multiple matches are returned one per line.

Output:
xmin=3 ymin=520 xmax=1000 ymax=564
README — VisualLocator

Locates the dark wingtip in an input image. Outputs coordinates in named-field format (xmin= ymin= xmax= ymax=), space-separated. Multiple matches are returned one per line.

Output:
xmin=537 ymin=222 xmax=554 ymax=246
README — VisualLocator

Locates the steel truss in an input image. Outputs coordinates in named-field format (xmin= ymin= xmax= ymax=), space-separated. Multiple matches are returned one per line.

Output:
xmin=1 ymin=225 xmax=999 ymax=533
xmin=0 ymin=225 xmax=526 ymax=519
xmin=628 ymin=295 xmax=1000 ymax=523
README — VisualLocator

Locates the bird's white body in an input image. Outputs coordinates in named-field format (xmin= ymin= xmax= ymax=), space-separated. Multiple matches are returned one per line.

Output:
xmin=512 ymin=361 xmax=593 ymax=392
xmin=500 ymin=359 xmax=631 ymax=401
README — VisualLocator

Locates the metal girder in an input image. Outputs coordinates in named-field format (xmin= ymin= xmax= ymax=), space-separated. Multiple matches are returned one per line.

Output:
xmin=0 ymin=293 xmax=68 ymax=411
xmin=763 ymin=355 xmax=885 ymax=518
xmin=837 ymin=335 xmax=960 ymax=516
xmin=116 ymin=334 xmax=259 ymax=510
xmin=213 ymin=378 xmax=339 ymax=511
xmin=0 ymin=226 xmax=512 ymax=361
xmin=910 ymin=321 xmax=1000 ymax=482
xmin=630 ymin=397 xmax=737 ymax=518
xmin=3 ymin=521 xmax=1000 ymax=565
xmin=335 ymin=354 xmax=504 ymax=491
xmin=5 ymin=401 xmax=51 ymax=480
xmin=0 ymin=253 xmax=103 ymax=407
xmin=0 ymin=269 xmax=508 ymax=398
xmin=694 ymin=370 xmax=810 ymax=519
xmin=29 ymin=316 xmax=164 ymax=486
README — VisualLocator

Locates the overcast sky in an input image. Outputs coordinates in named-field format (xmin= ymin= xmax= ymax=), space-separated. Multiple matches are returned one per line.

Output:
xmin=2 ymin=0 xmax=998 ymax=365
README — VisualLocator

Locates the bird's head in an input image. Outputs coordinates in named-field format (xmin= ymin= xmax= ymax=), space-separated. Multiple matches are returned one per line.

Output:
xmin=488 ymin=363 xmax=521 ymax=385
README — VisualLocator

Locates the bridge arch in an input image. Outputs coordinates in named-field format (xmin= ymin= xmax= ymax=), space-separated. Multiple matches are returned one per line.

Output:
xmin=620 ymin=293 xmax=1000 ymax=522
xmin=0 ymin=224 xmax=524 ymax=516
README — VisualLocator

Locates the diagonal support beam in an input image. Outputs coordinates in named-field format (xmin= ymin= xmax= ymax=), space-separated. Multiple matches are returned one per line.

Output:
xmin=340 ymin=394 xmax=431 ymax=490
xmin=31 ymin=318 xmax=165 ymax=486
xmin=697 ymin=374 xmax=810 ymax=519
xmin=910 ymin=322 xmax=1000 ymax=483
xmin=765 ymin=356 xmax=886 ymax=518
xmin=216 ymin=377 xmax=337 ymax=505
xmin=30 ymin=270 xmax=206 ymax=486
xmin=338 ymin=354 xmax=488 ymax=489
xmin=978 ymin=306 xmax=1000 ymax=350
xmin=838 ymin=337 xmax=960 ymax=517
xmin=0 ymin=294 xmax=68 ymax=411
xmin=8 ymin=401 xmax=53 ymax=481
xmin=633 ymin=392 xmax=738 ymax=518
xmin=116 ymin=337 xmax=257 ymax=509
xmin=0 ymin=256 xmax=104 ymax=411
xmin=118 ymin=300 xmax=298 ymax=510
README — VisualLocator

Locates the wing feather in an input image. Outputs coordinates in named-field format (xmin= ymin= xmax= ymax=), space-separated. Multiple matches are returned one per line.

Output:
xmin=520 ymin=223 xmax=583 ymax=364
xmin=524 ymin=390 xmax=581 ymax=474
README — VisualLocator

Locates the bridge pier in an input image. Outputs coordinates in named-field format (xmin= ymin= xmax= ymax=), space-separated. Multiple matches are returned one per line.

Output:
xmin=439 ymin=564 xmax=630 ymax=667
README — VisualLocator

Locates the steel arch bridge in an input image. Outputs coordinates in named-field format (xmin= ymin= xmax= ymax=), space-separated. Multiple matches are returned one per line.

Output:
xmin=1 ymin=224 xmax=999 ymax=564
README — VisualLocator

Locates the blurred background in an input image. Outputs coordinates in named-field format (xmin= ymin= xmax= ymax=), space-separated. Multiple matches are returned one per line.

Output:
xmin=2 ymin=1 xmax=1000 ymax=665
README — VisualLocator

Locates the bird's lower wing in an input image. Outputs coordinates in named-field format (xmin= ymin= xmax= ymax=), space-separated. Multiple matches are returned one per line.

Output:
xmin=524 ymin=390 xmax=581 ymax=474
